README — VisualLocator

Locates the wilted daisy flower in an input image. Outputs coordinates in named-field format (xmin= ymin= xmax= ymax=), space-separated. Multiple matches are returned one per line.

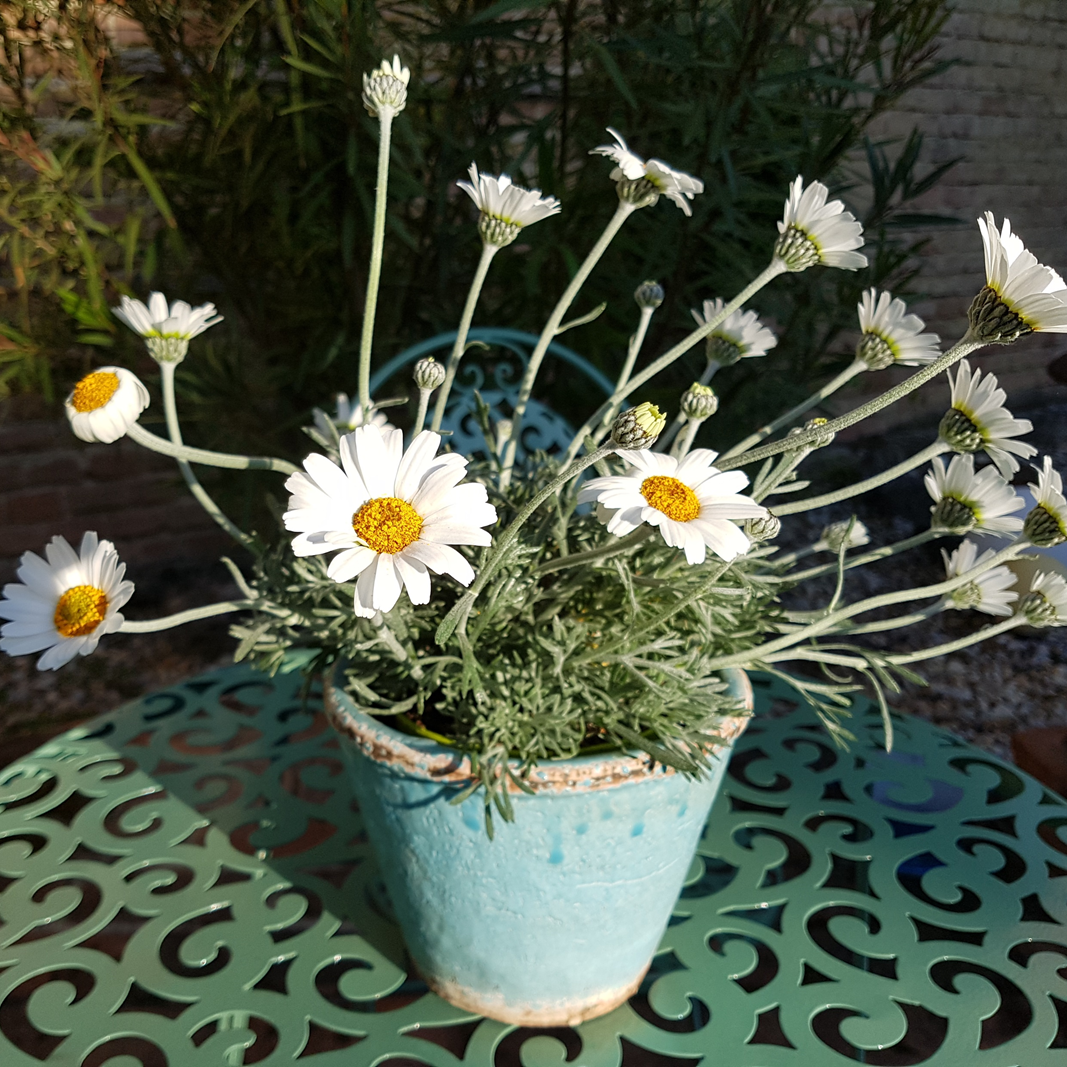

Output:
xmin=855 ymin=289 xmax=941 ymax=370
xmin=941 ymin=539 xmax=1018 ymax=616
xmin=457 ymin=163 xmax=561 ymax=247
xmin=970 ymin=213 xmax=1067 ymax=342
xmin=1021 ymin=571 xmax=1067 ymax=627
xmin=113 ymin=292 xmax=222 ymax=364
xmin=773 ymin=177 xmax=867 ymax=272
xmin=0 ymin=532 xmax=133 ymax=671
xmin=925 ymin=453 xmax=1025 ymax=535
xmin=1024 ymin=455 xmax=1067 ymax=547
xmin=590 ymin=128 xmax=704 ymax=215
xmin=938 ymin=360 xmax=1036 ymax=478
xmin=64 ymin=366 xmax=149 ymax=444
xmin=362 ymin=55 xmax=410 ymax=117
xmin=691 ymin=298 xmax=777 ymax=367
xmin=814 ymin=519 xmax=870 ymax=554
xmin=578 ymin=449 xmax=767 ymax=564
xmin=284 ymin=425 xmax=497 ymax=618
xmin=312 ymin=393 xmax=391 ymax=441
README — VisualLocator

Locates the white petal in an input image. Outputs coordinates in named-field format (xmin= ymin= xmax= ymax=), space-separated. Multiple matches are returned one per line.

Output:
xmin=371 ymin=554 xmax=403 ymax=613
xmin=403 ymin=542 xmax=475 ymax=585
xmin=394 ymin=554 xmax=432 ymax=605
xmin=327 ymin=547 xmax=377 ymax=583
xmin=394 ymin=431 xmax=444 ymax=499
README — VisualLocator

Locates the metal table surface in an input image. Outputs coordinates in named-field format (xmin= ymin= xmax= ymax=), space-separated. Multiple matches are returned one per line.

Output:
xmin=0 ymin=665 xmax=1065 ymax=1067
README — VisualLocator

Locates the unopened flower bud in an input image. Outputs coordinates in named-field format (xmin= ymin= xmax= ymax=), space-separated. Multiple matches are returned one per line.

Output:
xmin=611 ymin=402 xmax=666 ymax=449
xmin=789 ymin=417 xmax=834 ymax=449
xmin=413 ymin=357 xmax=446 ymax=391
xmin=819 ymin=519 xmax=870 ymax=553
xmin=745 ymin=512 xmax=781 ymax=542
xmin=634 ymin=280 xmax=664 ymax=309
xmin=681 ymin=382 xmax=718 ymax=421
xmin=1024 ymin=504 xmax=1067 ymax=548
xmin=362 ymin=55 xmax=410 ymax=117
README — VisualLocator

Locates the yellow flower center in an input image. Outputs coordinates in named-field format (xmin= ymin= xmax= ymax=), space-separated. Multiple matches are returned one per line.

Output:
xmin=352 ymin=497 xmax=424 ymax=554
xmin=640 ymin=475 xmax=700 ymax=523
xmin=70 ymin=371 xmax=120 ymax=413
xmin=54 ymin=584 xmax=109 ymax=638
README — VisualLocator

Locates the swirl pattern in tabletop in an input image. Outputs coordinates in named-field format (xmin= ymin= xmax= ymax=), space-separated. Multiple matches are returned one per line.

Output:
xmin=0 ymin=666 xmax=1063 ymax=1065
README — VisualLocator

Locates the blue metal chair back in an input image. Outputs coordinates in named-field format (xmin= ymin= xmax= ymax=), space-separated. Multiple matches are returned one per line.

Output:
xmin=370 ymin=328 xmax=614 ymax=460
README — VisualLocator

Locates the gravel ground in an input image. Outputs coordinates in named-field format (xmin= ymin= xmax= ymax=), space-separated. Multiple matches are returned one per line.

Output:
xmin=1 ymin=395 xmax=1065 ymax=770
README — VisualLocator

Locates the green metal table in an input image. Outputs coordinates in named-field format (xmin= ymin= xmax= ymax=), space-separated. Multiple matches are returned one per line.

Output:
xmin=0 ymin=666 xmax=1065 ymax=1066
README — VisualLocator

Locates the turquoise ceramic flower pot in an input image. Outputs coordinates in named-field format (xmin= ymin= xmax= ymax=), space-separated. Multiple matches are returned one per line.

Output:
xmin=325 ymin=670 xmax=752 ymax=1026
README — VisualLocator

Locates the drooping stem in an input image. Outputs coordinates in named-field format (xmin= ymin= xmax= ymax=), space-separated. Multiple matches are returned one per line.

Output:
xmin=159 ymin=362 xmax=253 ymax=548
xmin=431 ymin=242 xmax=498 ymax=432
xmin=702 ymin=539 xmax=1028 ymax=672
xmin=127 ymin=422 xmax=298 ymax=474
xmin=120 ymin=599 xmax=257 ymax=633
xmin=717 ymin=336 xmax=985 ymax=473
xmin=786 ymin=528 xmax=942 ymax=583
xmin=564 ymin=260 xmax=787 ymax=466
xmin=500 ymin=201 xmax=635 ymax=488
xmin=774 ymin=440 xmax=950 ymax=516
xmin=357 ymin=108 xmax=395 ymax=413
xmin=436 ymin=445 xmax=617 ymax=646
xmin=721 ymin=361 xmax=865 ymax=460
xmin=537 ymin=526 xmax=654 ymax=576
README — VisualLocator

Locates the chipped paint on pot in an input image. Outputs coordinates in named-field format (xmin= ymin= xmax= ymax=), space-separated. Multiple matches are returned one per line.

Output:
xmin=325 ymin=668 xmax=753 ymax=1027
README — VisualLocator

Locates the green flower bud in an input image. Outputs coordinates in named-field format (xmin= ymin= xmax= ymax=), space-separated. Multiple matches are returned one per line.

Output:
xmin=681 ymin=382 xmax=718 ymax=421
xmin=745 ymin=512 xmax=781 ymax=542
xmin=634 ymin=280 xmax=664 ymax=309
xmin=611 ymin=402 xmax=666 ymax=449
xmin=413 ymin=357 xmax=446 ymax=391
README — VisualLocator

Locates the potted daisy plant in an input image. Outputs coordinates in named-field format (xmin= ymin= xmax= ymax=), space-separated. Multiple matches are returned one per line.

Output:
xmin=4 ymin=56 xmax=1067 ymax=1026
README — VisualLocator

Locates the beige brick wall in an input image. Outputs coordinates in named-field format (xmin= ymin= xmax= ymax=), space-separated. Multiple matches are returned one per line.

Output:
xmin=831 ymin=0 xmax=1067 ymax=433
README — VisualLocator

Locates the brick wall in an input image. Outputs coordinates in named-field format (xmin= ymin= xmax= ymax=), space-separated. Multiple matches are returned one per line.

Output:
xmin=831 ymin=0 xmax=1067 ymax=433
xmin=0 ymin=410 xmax=229 ymax=584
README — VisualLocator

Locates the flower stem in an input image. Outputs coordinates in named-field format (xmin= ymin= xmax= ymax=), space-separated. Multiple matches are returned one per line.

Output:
xmin=703 ymin=539 xmax=1028 ymax=671
xmin=717 ymin=336 xmax=985 ymax=473
xmin=773 ymin=440 xmax=950 ymax=516
xmin=431 ymin=242 xmax=498 ymax=433
xmin=120 ymin=599 xmax=257 ymax=633
xmin=720 ymin=361 xmax=865 ymax=461
xmin=500 ymin=201 xmax=635 ymax=489
xmin=159 ymin=363 xmax=253 ymax=548
xmin=565 ymin=260 xmax=786 ymax=466
xmin=436 ymin=445 xmax=617 ymax=646
xmin=592 ymin=305 xmax=655 ymax=442
xmin=357 ymin=109 xmax=394 ymax=413
xmin=787 ymin=528 xmax=942 ymax=583
xmin=412 ymin=388 xmax=431 ymax=437
xmin=127 ymin=422 xmax=298 ymax=474
xmin=537 ymin=526 xmax=654 ymax=576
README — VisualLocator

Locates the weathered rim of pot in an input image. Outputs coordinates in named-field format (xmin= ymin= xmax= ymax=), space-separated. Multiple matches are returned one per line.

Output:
xmin=324 ymin=666 xmax=753 ymax=795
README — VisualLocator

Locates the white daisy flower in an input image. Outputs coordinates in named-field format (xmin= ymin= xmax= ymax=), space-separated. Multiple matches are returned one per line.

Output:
xmin=939 ymin=360 xmax=1036 ymax=478
xmin=0 ymin=532 xmax=133 ymax=671
xmin=362 ymin=55 xmax=410 ymax=117
xmin=774 ymin=177 xmax=867 ymax=272
xmin=855 ymin=289 xmax=941 ymax=370
xmin=1024 ymin=456 xmax=1067 ymax=547
xmin=312 ymin=393 xmax=391 ymax=440
xmin=941 ymin=539 xmax=1018 ymax=616
xmin=577 ymin=449 xmax=767 ymax=565
xmin=691 ymin=298 xmax=777 ymax=366
xmin=971 ymin=213 xmax=1067 ymax=342
xmin=113 ymin=292 xmax=223 ymax=364
xmin=64 ymin=366 xmax=150 ymax=444
xmin=457 ymin=163 xmax=561 ymax=247
xmin=1022 ymin=571 xmax=1067 ymax=627
xmin=590 ymin=128 xmax=704 ymax=216
xmin=924 ymin=453 xmax=1025 ymax=535
xmin=284 ymin=425 xmax=497 ymax=618
xmin=814 ymin=519 xmax=870 ymax=554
